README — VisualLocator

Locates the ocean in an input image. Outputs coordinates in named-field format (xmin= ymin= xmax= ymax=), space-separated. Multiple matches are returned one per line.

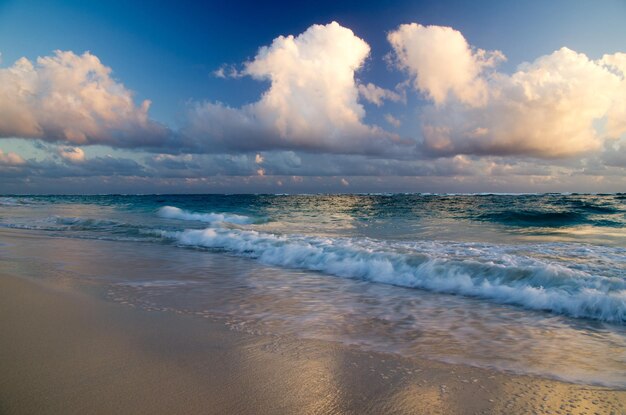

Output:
xmin=1 ymin=193 xmax=625 ymax=387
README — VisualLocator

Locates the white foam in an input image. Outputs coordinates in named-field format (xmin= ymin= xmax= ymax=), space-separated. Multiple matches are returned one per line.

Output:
xmin=159 ymin=226 xmax=626 ymax=323
xmin=158 ymin=206 xmax=253 ymax=225
xmin=0 ymin=197 xmax=19 ymax=206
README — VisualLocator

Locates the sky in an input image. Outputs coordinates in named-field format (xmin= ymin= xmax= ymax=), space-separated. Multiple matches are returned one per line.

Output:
xmin=0 ymin=0 xmax=625 ymax=194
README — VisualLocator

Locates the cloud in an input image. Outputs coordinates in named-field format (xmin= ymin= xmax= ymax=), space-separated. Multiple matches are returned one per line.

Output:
xmin=384 ymin=114 xmax=401 ymax=128
xmin=388 ymin=23 xmax=504 ymax=107
xmin=2 ymin=22 xmax=625 ymax=194
xmin=0 ymin=151 xmax=147 ymax=182
xmin=0 ymin=50 xmax=170 ymax=147
xmin=184 ymin=22 xmax=403 ymax=155
xmin=388 ymin=24 xmax=626 ymax=158
xmin=600 ymin=52 xmax=626 ymax=138
xmin=144 ymin=151 xmax=483 ymax=178
xmin=357 ymin=83 xmax=403 ymax=106
xmin=0 ymin=149 xmax=25 ymax=165
xmin=212 ymin=64 xmax=243 ymax=79
xmin=602 ymin=138 xmax=626 ymax=168
xmin=58 ymin=146 xmax=85 ymax=163
xmin=2 ymin=143 xmax=624 ymax=193
xmin=57 ymin=155 xmax=146 ymax=177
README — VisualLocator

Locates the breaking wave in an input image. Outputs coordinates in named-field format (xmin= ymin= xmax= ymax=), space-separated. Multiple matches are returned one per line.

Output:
xmin=158 ymin=206 xmax=255 ymax=225
xmin=159 ymin=226 xmax=626 ymax=323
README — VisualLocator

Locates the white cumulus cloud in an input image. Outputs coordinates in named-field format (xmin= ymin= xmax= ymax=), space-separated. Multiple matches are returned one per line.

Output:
xmin=184 ymin=22 xmax=401 ymax=155
xmin=388 ymin=24 xmax=626 ymax=158
xmin=600 ymin=52 xmax=626 ymax=139
xmin=0 ymin=50 xmax=169 ymax=147
xmin=388 ymin=23 xmax=504 ymax=107
xmin=357 ymin=83 xmax=403 ymax=106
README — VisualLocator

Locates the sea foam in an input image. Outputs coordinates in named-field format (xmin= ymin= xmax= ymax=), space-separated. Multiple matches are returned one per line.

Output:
xmin=160 ymin=225 xmax=626 ymax=323
xmin=158 ymin=206 xmax=253 ymax=225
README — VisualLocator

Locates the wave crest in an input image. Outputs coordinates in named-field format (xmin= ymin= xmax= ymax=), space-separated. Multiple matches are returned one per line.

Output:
xmin=159 ymin=226 xmax=626 ymax=323
xmin=157 ymin=206 xmax=254 ymax=225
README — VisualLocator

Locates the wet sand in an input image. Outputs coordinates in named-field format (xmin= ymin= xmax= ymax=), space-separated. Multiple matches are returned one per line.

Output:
xmin=0 ymin=232 xmax=625 ymax=414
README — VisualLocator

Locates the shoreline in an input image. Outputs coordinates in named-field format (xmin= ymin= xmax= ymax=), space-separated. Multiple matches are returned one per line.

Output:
xmin=1 ymin=258 xmax=624 ymax=414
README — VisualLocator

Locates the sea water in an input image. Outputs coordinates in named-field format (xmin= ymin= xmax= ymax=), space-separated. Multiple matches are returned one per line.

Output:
xmin=1 ymin=193 xmax=625 ymax=386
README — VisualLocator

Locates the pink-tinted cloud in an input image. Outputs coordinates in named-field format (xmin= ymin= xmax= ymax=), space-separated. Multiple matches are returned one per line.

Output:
xmin=0 ymin=149 xmax=25 ymax=165
xmin=388 ymin=24 xmax=626 ymax=158
xmin=0 ymin=50 xmax=169 ymax=147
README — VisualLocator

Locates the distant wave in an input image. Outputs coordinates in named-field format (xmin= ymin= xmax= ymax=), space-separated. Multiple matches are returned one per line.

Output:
xmin=478 ymin=210 xmax=587 ymax=227
xmin=570 ymin=200 xmax=620 ymax=214
xmin=159 ymin=226 xmax=626 ymax=323
xmin=54 ymin=217 xmax=122 ymax=228
xmin=477 ymin=208 xmax=624 ymax=228
xmin=0 ymin=216 xmax=156 ymax=243
xmin=157 ymin=206 xmax=255 ymax=225
xmin=0 ymin=197 xmax=19 ymax=206
xmin=0 ymin=197 xmax=42 ymax=206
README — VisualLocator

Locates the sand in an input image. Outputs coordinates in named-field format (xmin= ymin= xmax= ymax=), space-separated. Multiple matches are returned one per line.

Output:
xmin=0 ymin=231 xmax=625 ymax=414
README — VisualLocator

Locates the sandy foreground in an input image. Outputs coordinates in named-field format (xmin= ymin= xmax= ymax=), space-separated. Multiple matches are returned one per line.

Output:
xmin=0 ymin=233 xmax=624 ymax=414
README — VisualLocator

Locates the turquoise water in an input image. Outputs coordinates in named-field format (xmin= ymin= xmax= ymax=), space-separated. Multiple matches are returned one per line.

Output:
xmin=1 ymin=193 xmax=625 ymax=386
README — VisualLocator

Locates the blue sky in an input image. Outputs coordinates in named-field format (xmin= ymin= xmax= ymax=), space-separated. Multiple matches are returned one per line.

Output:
xmin=0 ymin=0 xmax=625 ymax=193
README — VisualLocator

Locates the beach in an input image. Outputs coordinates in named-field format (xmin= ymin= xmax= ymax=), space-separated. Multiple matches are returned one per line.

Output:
xmin=2 ymin=0 xmax=625 ymax=411
xmin=1 ymin=228 xmax=624 ymax=414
